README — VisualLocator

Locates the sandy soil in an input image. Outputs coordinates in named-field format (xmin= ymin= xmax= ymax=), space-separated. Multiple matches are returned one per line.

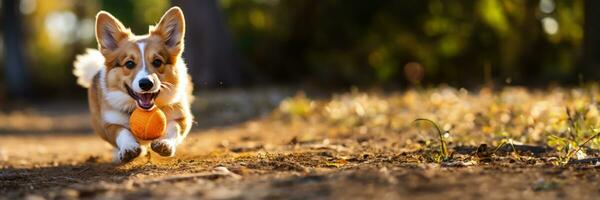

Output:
xmin=3 ymin=88 xmax=600 ymax=199
xmin=2 ymin=119 xmax=600 ymax=200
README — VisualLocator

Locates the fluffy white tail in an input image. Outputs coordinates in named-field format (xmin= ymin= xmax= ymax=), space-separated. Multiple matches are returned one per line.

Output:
xmin=73 ymin=49 xmax=105 ymax=88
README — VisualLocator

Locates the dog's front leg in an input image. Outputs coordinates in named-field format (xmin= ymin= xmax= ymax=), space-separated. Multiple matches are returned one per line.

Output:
xmin=106 ymin=124 xmax=143 ymax=163
xmin=151 ymin=119 xmax=184 ymax=157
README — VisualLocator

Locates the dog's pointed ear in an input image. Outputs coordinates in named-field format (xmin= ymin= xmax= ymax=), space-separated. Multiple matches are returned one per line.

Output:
xmin=152 ymin=7 xmax=185 ymax=54
xmin=95 ymin=11 xmax=129 ymax=52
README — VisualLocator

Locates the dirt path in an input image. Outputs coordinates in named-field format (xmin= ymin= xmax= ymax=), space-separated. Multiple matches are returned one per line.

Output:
xmin=1 ymin=119 xmax=600 ymax=200
xmin=4 ymin=88 xmax=600 ymax=199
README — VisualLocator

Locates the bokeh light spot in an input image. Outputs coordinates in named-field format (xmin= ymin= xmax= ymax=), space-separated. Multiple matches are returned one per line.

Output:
xmin=539 ymin=0 xmax=555 ymax=14
xmin=19 ymin=0 xmax=36 ymax=15
xmin=44 ymin=11 xmax=77 ymax=45
xmin=542 ymin=17 xmax=559 ymax=35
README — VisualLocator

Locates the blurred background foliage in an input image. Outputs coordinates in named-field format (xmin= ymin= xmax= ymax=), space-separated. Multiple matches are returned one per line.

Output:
xmin=222 ymin=0 xmax=583 ymax=86
xmin=0 ymin=0 xmax=589 ymax=101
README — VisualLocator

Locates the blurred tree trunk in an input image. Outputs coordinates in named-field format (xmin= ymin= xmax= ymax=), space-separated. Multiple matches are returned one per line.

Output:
xmin=171 ymin=0 xmax=243 ymax=88
xmin=2 ymin=0 xmax=30 ymax=98
xmin=584 ymin=0 xmax=600 ymax=79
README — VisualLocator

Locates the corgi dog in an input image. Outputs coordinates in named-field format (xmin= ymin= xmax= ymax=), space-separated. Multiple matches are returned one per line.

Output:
xmin=73 ymin=7 xmax=193 ymax=163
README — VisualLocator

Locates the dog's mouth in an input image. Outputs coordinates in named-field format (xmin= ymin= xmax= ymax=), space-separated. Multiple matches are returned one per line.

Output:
xmin=125 ymin=84 xmax=159 ymax=110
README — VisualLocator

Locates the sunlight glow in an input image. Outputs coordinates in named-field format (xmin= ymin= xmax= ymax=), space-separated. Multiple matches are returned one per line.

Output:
xmin=19 ymin=0 xmax=36 ymax=15
xmin=542 ymin=17 xmax=559 ymax=35
xmin=539 ymin=0 xmax=555 ymax=14
xmin=44 ymin=11 xmax=77 ymax=45
xmin=76 ymin=18 xmax=95 ymax=42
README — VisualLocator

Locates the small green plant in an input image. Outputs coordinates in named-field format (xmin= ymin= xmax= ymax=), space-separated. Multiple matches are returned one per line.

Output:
xmin=412 ymin=118 xmax=451 ymax=163
xmin=547 ymin=108 xmax=600 ymax=166
xmin=548 ymin=132 xmax=600 ymax=166
xmin=547 ymin=135 xmax=578 ymax=165
xmin=493 ymin=138 xmax=521 ymax=161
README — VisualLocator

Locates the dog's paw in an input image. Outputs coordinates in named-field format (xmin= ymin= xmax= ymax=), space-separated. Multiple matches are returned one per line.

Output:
xmin=151 ymin=140 xmax=176 ymax=157
xmin=114 ymin=129 xmax=143 ymax=163
xmin=117 ymin=146 xmax=142 ymax=163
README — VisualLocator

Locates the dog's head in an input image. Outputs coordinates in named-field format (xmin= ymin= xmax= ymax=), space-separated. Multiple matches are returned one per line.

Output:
xmin=96 ymin=7 xmax=185 ymax=111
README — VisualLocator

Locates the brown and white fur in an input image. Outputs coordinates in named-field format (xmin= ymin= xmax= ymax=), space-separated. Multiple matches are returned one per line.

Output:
xmin=73 ymin=7 xmax=193 ymax=163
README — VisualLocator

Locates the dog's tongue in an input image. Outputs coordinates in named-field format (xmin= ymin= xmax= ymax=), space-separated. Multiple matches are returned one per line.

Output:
xmin=137 ymin=93 xmax=155 ymax=110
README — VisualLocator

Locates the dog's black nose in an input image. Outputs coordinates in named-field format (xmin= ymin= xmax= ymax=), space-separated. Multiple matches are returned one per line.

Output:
xmin=139 ymin=78 xmax=154 ymax=91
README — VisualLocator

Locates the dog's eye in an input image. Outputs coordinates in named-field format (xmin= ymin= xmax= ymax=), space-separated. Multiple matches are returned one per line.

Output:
xmin=124 ymin=61 xmax=136 ymax=69
xmin=152 ymin=59 xmax=162 ymax=68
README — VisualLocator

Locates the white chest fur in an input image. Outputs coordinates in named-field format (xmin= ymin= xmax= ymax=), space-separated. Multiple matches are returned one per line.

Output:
xmin=102 ymin=109 xmax=130 ymax=127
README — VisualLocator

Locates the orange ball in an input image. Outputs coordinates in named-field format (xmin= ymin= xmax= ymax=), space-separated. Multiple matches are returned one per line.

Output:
xmin=129 ymin=107 xmax=166 ymax=140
